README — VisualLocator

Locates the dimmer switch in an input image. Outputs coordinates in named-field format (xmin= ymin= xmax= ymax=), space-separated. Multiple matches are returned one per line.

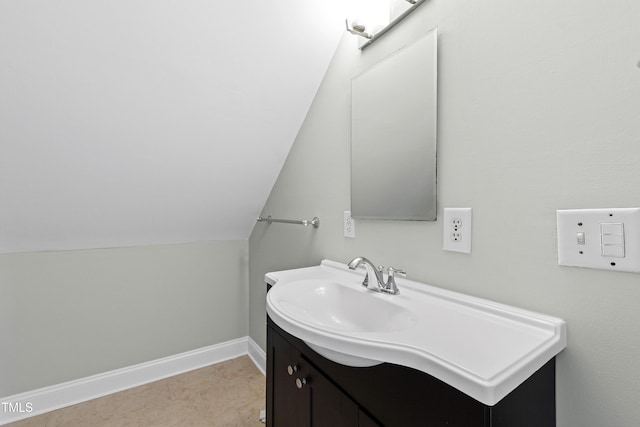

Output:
xmin=557 ymin=208 xmax=640 ymax=273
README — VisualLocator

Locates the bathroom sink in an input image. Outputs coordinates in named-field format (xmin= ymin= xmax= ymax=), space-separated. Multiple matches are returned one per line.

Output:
xmin=273 ymin=280 xmax=416 ymax=333
xmin=266 ymin=260 xmax=566 ymax=406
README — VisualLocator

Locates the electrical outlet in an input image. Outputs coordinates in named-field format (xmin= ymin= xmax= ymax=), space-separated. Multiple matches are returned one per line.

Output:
xmin=344 ymin=211 xmax=355 ymax=238
xmin=443 ymin=208 xmax=472 ymax=253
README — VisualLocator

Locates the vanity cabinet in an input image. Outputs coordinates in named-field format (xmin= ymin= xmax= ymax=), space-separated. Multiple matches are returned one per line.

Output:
xmin=267 ymin=323 xmax=380 ymax=427
xmin=267 ymin=317 xmax=556 ymax=427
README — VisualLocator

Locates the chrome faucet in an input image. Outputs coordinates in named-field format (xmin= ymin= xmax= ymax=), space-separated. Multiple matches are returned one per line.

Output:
xmin=347 ymin=257 xmax=405 ymax=295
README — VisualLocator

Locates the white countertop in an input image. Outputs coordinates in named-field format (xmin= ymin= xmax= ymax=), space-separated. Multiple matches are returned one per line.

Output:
xmin=266 ymin=260 xmax=566 ymax=406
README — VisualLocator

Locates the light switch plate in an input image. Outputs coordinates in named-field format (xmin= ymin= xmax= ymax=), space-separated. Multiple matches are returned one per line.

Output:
xmin=443 ymin=208 xmax=472 ymax=253
xmin=557 ymin=208 xmax=640 ymax=273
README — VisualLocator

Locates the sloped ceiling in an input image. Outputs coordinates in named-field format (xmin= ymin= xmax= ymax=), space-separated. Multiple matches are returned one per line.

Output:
xmin=0 ymin=0 xmax=349 ymax=253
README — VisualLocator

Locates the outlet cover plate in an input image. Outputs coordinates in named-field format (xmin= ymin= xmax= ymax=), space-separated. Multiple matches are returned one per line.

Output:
xmin=443 ymin=208 xmax=472 ymax=253
xmin=557 ymin=208 xmax=640 ymax=273
xmin=344 ymin=211 xmax=355 ymax=238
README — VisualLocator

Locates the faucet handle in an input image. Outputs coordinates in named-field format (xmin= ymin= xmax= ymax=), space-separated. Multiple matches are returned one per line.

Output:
xmin=383 ymin=267 xmax=405 ymax=295
xmin=387 ymin=267 xmax=406 ymax=278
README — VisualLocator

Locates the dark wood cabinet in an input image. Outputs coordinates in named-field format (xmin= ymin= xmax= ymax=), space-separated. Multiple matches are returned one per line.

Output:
xmin=267 ymin=315 xmax=556 ymax=427
xmin=267 ymin=320 xmax=379 ymax=427
xmin=267 ymin=322 xmax=358 ymax=426
xmin=267 ymin=327 xmax=302 ymax=426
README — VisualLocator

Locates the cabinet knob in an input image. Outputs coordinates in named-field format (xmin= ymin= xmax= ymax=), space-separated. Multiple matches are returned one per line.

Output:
xmin=295 ymin=378 xmax=307 ymax=389
xmin=287 ymin=365 xmax=298 ymax=376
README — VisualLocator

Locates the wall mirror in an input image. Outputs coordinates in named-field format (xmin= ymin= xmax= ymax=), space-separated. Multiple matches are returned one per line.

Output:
xmin=351 ymin=28 xmax=437 ymax=220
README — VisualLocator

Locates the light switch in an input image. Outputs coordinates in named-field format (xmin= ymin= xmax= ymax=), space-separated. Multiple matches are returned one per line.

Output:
xmin=601 ymin=223 xmax=624 ymax=235
xmin=557 ymin=208 xmax=640 ymax=273
xmin=602 ymin=245 xmax=625 ymax=258
xmin=601 ymin=234 xmax=624 ymax=246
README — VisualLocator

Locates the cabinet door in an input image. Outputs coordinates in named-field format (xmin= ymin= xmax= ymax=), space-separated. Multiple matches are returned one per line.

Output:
xmin=359 ymin=410 xmax=382 ymax=427
xmin=268 ymin=326 xmax=305 ymax=427
xmin=268 ymin=326 xmax=365 ymax=427
xmin=297 ymin=356 xmax=359 ymax=427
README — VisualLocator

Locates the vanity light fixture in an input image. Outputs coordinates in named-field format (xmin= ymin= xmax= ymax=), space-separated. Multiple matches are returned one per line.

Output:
xmin=346 ymin=0 xmax=427 ymax=50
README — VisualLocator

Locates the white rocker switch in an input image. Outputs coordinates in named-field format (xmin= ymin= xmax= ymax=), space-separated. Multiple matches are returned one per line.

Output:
xmin=600 ymin=222 xmax=625 ymax=257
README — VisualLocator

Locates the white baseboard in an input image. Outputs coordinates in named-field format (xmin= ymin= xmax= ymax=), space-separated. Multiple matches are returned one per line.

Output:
xmin=246 ymin=337 xmax=266 ymax=376
xmin=0 ymin=336 xmax=265 ymax=425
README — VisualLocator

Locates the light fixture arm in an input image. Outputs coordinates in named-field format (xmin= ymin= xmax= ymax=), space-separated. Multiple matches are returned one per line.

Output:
xmin=345 ymin=19 xmax=373 ymax=40
xmin=346 ymin=0 xmax=428 ymax=49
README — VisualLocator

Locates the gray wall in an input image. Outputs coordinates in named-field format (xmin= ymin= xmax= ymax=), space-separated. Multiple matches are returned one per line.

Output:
xmin=249 ymin=1 xmax=640 ymax=426
xmin=0 ymin=240 xmax=248 ymax=396
xmin=0 ymin=0 xmax=344 ymax=253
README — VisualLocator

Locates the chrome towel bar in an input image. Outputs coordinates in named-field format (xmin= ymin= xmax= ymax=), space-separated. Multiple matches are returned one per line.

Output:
xmin=257 ymin=215 xmax=320 ymax=229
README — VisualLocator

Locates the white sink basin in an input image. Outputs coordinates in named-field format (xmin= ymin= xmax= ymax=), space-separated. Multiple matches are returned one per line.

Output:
xmin=266 ymin=260 xmax=566 ymax=406
xmin=275 ymin=280 xmax=416 ymax=333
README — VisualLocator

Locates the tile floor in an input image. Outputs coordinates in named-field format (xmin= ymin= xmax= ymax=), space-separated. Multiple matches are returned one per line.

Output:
xmin=6 ymin=356 xmax=266 ymax=427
